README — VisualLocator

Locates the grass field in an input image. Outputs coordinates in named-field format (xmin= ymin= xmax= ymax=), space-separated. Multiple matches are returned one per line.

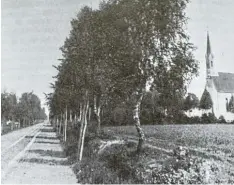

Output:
xmin=104 ymin=124 xmax=234 ymax=150
xmin=102 ymin=124 xmax=234 ymax=183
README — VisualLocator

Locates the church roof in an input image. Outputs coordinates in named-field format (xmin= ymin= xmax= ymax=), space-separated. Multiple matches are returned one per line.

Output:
xmin=213 ymin=72 xmax=234 ymax=93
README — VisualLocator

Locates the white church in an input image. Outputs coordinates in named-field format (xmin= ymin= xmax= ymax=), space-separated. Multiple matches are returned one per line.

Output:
xmin=187 ymin=33 xmax=234 ymax=122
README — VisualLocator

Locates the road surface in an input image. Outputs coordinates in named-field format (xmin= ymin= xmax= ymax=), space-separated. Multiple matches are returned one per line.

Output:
xmin=1 ymin=121 xmax=77 ymax=184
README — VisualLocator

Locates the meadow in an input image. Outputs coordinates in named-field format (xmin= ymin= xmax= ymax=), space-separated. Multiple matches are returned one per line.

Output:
xmin=100 ymin=124 xmax=234 ymax=183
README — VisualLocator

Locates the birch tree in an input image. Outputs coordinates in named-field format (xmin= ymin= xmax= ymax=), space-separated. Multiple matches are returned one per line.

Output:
xmin=101 ymin=0 xmax=198 ymax=151
xmin=48 ymin=0 xmax=198 ymax=156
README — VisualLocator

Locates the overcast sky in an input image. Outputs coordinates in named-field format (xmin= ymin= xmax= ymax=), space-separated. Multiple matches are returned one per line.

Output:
xmin=2 ymin=0 xmax=234 ymax=113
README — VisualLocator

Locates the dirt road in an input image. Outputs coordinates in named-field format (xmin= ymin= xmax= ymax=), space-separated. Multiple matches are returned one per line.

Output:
xmin=1 ymin=121 xmax=77 ymax=184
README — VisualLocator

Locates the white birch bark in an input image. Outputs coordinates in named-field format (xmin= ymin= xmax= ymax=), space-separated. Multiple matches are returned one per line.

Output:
xmin=63 ymin=113 xmax=65 ymax=141
xmin=64 ymin=106 xmax=68 ymax=142
xmin=132 ymin=90 xmax=145 ymax=152
xmin=77 ymin=91 xmax=89 ymax=161
xmin=59 ymin=113 xmax=62 ymax=135
xmin=56 ymin=116 xmax=58 ymax=132
xmin=79 ymin=98 xmax=89 ymax=161
xmin=70 ymin=110 xmax=72 ymax=122
xmin=88 ymin=107 xmax=91 ymax=122
xmin=94 ymin=95 xmax=101 ymax=134
xmin=77 ymin=104 xmax=84 ymax=160
xmin=74 ymin=113 xmax=77 ymax=125
xmin=78 ymin=103 xmax=82 ymax=122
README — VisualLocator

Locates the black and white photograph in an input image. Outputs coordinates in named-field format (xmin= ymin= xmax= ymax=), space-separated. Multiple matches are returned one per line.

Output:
xmin=1 ymin=0 xmax=234 ymax=184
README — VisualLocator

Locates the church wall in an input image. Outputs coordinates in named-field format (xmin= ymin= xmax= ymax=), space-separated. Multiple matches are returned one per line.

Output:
xmin=205 ymin=78 xmax=234 ymax=122
xmin=206 ymin=79 xmax=218 ymax=115
xmin=216 ymin=92 xmax=234 ymax=121
xmin=184 ymin=108 xmax=212 ymax=118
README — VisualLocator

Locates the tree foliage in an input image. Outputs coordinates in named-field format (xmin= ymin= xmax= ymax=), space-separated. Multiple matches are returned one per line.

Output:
xmin=47 ymin=0 xmax=198 ymax=157
xmin=183 ymin=93 xmax=199 ymax=111
xmin=1 ymin=91 xmax=47 ymax=126
xmin=199 ymin=89 xmax=213 ymax=110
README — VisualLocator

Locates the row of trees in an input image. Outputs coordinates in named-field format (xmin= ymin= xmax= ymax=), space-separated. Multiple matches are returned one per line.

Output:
xmin=183 ymin=89 xmax=234 ymax=113
xmin=1 ymin=91 xmax=47 ymax=127
xmin=183 ymin=89 xmax=213 ymax=111
xmin=47 ymin=0 xmax=198 ymax=160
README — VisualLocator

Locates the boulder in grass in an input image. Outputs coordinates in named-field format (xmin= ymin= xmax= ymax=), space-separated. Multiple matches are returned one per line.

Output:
xmin=173 ymin=146 xmax=189 ymax=160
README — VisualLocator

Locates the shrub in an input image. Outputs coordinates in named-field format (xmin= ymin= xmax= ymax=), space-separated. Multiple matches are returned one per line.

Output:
xmin=200 ymin=89 xmax=213 ymax=110
xmin=151 ymin=157 xmax=222 ymax=184
xmin=218 ymin=115 xmax=226 ymax=123
xmin=183 ymin=93 xmax=199 ymax=111
xmin=73 ymin=158 xmax=121 ymax=184
xmin=201 ymin=113 xmax=217 ymax=123
xmin=189 ymin=116 xmax=201 ymax=124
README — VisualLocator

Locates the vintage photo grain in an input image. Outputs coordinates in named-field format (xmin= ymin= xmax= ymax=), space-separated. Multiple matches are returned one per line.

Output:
xmin=1 ymin=0 xmax=234 ymax=184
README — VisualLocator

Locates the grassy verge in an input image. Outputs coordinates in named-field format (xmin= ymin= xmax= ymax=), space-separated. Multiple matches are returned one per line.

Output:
xmin=57 ymin=125 xmax=234 ymax=184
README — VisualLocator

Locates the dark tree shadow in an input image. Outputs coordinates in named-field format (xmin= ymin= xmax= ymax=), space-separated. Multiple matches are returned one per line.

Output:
xmin=27 ymin=149 xmax=66 ymax=158
xmin=19 ymin=158 xmax=69 ymax=165
xmin=40 ymin=128 xmax=55 ymax=132
xmin=34 ymin=141 xmax=60 ymax=144
xmin=25 ymin=136 xmax=57 ymax=140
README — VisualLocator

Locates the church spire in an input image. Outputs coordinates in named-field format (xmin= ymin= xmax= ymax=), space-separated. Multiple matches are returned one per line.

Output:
xmin=207 ymin=32 xmax=211 ymax=55
xmin=205 ymin=32 xmax=217 ymax=78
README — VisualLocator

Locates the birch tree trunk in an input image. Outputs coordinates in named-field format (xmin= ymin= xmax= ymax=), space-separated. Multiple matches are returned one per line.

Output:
xmin=64 ymin=106 xmax=68 ymax=142
xmin=78 ymin=103 xmax=82 ymax=122
xmin=74 ymin=113 xmax=77 ymax=125
xmin=59 ymin=113 xmax=62 ymax=135
xmin=70 ymin=110 xmax=72 ymax=122
xmin=77 ymin=104 xmax=84 ymax=161
xmin=63 ymin=113 xmax=65 ymax=141
xmin=70 ymin=109 xmax=74 ymax=127
xmin=79 ymin=99 xmax=89 ymax=161
xmin=56 ymin=117 xmax=59 ymax=133
xmin=88 ymin=107 xmax=91 ymax=122
xmin=77 ymin=91 xmax=89 ymax=161
xmin=132 ymin=90 xmax=145 ymax=152
xmin=94 ymin=95 xmax=101 ymax=134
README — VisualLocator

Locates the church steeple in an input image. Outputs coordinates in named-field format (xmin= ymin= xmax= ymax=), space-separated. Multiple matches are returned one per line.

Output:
xmin=206 ymin=32 xmax=211 ymax=56
xmin=206 ymin=32 xmax=217 ymax=78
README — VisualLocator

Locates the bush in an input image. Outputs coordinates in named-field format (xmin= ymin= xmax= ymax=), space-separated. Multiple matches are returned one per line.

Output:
xmin=201 ymin=113 xmax=217 ymax=123
xmin=200 ymin=89 xmax=213 ymax=110
xmin=150 ymin=157 xmax=222 ymax=184
xmin=218 ymin=115 xmax=226 ymax=123
xmin=183 ymin=93 xmax=199 ymax=111
xmin=189 ymin=116 xmax=201 ymax=124
xmin=173 ymin=112 xmax=189 ymax=124
xmin=73 ymin=158 xmax=121 ymax=184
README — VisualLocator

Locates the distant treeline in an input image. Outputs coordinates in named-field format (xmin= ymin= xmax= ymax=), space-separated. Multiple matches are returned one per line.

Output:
xmin=1 ymin=91 xmax=47 ymax=127
xmin=101 ymin=90 xmax=234 ymax=126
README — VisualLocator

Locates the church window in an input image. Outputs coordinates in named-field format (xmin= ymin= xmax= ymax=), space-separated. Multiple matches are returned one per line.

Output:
xmin=211 ymin=61 xmax=213 ymax=67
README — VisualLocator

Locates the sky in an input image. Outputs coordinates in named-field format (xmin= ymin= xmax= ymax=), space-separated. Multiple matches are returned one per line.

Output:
xmin=2 ymin=0 xmax=234 ymax=114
